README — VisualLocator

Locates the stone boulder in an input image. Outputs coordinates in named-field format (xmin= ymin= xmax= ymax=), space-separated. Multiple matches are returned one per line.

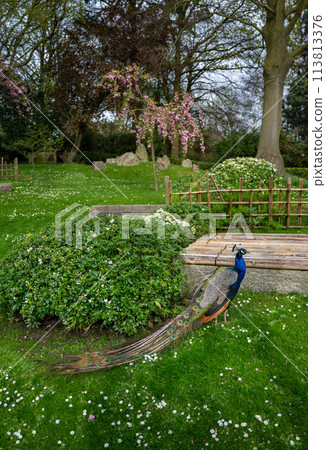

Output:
xmin=192 ymin=164 xmax=200 ymax=173
xmin=92 ymin=161 xmax=106 ymax=170
xmin=0 ymin=183 xmax=13 ymax=193
xmin=116 ymin=152 xmax=140 ymax=166
xmin=156 ymin=155 xmax=170 ymax=170
xmin=181 ymin=158 xmax=193 ymax=168
xmin=135 ymin=144 xmax=148 ymax=162
xmin=106 ymin=158 xmax=116 ymax=164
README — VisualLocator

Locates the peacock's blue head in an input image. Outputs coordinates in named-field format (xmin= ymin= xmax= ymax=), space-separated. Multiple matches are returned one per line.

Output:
xmin=232 ymin=245 xmax=249 ymax=259
xmin=236 ymin=248 xmax=248 ymax=258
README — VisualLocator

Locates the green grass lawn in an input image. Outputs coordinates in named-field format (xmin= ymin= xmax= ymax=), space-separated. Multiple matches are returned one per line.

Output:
xmin=0 ymin=163 xmax=193 ymax=259
xmin=0 ymin=163 xmax=307 ymax=260
xmin=0 ymin=163 xmax=308 ymax=448
xmin=0 ymin=291 xmax=307 ymax=449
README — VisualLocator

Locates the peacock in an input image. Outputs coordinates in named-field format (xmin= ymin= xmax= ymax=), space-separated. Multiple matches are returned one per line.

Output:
xmin=46 ymin=246 xmax=248 ymax=375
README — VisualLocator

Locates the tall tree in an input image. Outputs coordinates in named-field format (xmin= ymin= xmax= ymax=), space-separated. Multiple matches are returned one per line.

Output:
xmin=283 ymin=10 xmax=307 ymax=141
xmin=162 ymin=0 xmax=259 ymax=157
xmin=215 ymin=0 xmax=307 ymax=173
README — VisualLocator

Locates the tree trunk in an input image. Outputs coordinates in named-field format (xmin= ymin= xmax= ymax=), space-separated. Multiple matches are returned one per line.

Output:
xmin=171 ymin=135 xmax=179 ymax=159
xmin=257 ymin=72 xmax=286 ymax=173
xmin=151 ymin=131 xmax=158 ymax=191
xmin=66 ymin=133 xmax=82 ymax=163
xmin=257 ymin=1 xmax=293 ymax=174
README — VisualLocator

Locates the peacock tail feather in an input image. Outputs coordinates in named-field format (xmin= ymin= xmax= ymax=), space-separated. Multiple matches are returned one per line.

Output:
xmin=45 ymin=269 xmax=220 ymax=375
xmin=45 ymin=247 xmax=248 ymax=375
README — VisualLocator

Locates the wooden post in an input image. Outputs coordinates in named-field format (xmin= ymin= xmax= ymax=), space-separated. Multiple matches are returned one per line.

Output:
xmin=286 ymin=176 xmax=292 ymax=229
xmin=197 ymin=180 xmax=202 ymax=203
xmin=169 ymin=180 xmax=172 ymax=204
xmin=268 ymin=176 xmax=273 ymax=228
xmin=278 ymin=185 xmax=283 ymax=224
xmin=165 ymin=176 xmax=170 ymax=205
xmin=258 ymin=182 xmax=262 ymax=215
xmin=14 ymin=157 xmax=19 ymax=181
xmin=5 ymin=161 xmax=8 ymax=179
xmin=239 ymin=177 xmax=243 ymax=203
xmin=249 ymin=190 xmax=253 ymax=225
xmin=206 ymin=171 xmax=211 ymax=210
xmin=229 ymin=190 xmax=232 ymax=222
xmin=298 ymin=178 xmax=303 ymax=227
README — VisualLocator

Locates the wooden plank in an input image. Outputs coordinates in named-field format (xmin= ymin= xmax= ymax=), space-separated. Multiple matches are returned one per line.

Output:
xmin=180 ymin=254 xmax=307 ymax=270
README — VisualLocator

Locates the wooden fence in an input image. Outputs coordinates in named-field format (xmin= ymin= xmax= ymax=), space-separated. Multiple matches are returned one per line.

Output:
xmin=0 ymin=157 xmax=19 ymax=181
xmin=164 ymin=171 xmax=308 ymax=229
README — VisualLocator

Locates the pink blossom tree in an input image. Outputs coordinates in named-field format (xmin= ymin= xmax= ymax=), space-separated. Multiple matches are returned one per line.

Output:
xmin=101 ymin=65 xmax=205 ymax=191
xmin=0 ymin=56 xmax=32 ymax=117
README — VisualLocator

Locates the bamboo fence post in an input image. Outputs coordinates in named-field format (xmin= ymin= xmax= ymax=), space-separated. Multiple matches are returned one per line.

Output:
xmin=249 ymin=190 xmax=253 ymax=225
xmin=239 ymin=177 xmax=243 ymax=203
xmin=209 ymin=174 xmax=225 ymax=202
xmin=268 ymin=176 xmax=273 ymax=228
xmin=278 ymin=185 xmax=283 ymax=224
xmin=197 ymin=180 xmax=202 ymax=203
xmin=229 ymin=190 xmax=232 ymax=222
xmin=206 ymin=171 xmax=211 ymax=210
xmin=286 ymin=176 xmax=292 ymax=229
xmin=169 ymin=180 xmax=172 ymax=204
xmin=14 ymin=157 xmax=19 ymax=181
xmin=5 ymin=161 xmax=8 ymax=179
xmin=258 ymin=182 xmax=262 ymax=215
xmin=298 ymin=178 xmax=303 ymax=227
xmin=165 ymin=176 xmax=170 ymax=205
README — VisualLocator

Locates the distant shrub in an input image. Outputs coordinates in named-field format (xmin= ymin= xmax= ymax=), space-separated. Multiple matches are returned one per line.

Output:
xmin=285 ymin=167 xmax=308 ymax=179
xmin=280 ymin=132 xmax=307 ymax=168
xmin=214 ymin=130 xmax=259 ymax=162
xmin=210 ymin=157 xmax=284 ymax=189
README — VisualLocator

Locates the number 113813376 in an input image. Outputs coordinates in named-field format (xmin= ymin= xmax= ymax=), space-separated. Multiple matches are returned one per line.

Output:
xmin=313 ymin=15 xmax=323 ymax=82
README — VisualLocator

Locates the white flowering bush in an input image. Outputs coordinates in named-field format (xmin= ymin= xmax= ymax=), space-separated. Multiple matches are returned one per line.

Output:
xmin=210 ymin=157 xmax=284 ymax=189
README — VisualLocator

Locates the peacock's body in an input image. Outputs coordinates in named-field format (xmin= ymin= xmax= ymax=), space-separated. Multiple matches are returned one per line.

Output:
xmin=47 ymin=248 xmax=248 ymax=375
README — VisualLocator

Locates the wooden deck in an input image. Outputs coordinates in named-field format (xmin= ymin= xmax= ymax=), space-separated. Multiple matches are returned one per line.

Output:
xmin=180 ymin=233 xmax=308 ymax=271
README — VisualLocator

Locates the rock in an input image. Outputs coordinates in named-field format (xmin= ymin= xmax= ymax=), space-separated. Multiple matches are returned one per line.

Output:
xmin=192 ymin=164 xmax=200 ymax=173
xmin=181 ymin=158 xmax=193 ymax=168
xmin=116 ymin=152 xmax=140 ymax=166
xmin=92 ymin=161 xmax=106 ymax=170
xmin=156 ymin=155 xmax=170 ymax=170
xmin=0 ymin=183 xmax=13 ymax=193
xmin=106 ymin=158 xmax=116 ymax=164
xmin=135 ymin=144 xmax=148 ymax=162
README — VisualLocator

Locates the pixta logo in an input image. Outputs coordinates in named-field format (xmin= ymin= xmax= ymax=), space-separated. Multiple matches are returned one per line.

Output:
xmin=55 ymin=203 xmax=100 ymax=249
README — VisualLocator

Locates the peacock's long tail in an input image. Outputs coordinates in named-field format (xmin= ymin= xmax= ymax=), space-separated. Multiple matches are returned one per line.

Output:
xmin=45 ymin=272 xmax=216 ymax=375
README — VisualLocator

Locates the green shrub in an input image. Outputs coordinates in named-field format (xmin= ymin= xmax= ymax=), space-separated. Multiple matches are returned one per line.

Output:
xmin=214 ymin=130 xmax=259 ymax=162
xmin=285 ymin=167 xmax=308 ymax=179
xmin=280 ymin=131 xmax=308 ymax=168
xmin=210 ymin=157 xmax=284 ymax=189
xmin=0 ymin=214 xmax=196 ymax=335
xmin=162 ymin=203 xmax=212 ymax=239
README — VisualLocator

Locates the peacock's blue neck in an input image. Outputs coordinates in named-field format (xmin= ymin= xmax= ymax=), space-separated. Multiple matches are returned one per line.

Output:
xmin=233 ymin=254 xmax=247 ymax=284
